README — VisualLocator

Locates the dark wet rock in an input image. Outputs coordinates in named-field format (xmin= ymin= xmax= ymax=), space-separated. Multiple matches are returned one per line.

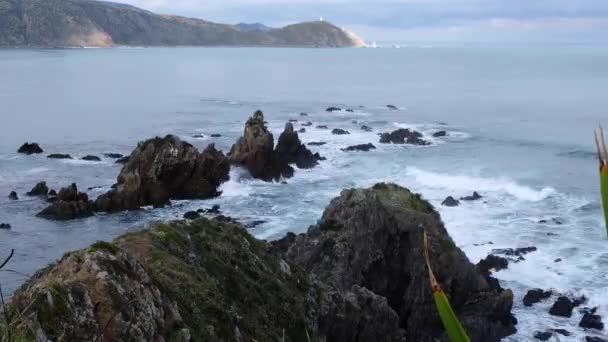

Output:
xmin=210 ymin=134 xmax=222 ymax=138
xmin=17 ymin=142 xmax=43 ymax=154
xmin=550 ymin=296 xmax=581 ymax=317
xmin=48 ymin=189 xmax=57 ymax=197
xmin=301 ymin=121 xmax=313 ymax=127
xmin=298 ymin=128 xmax=306 ymax=133
xmin=289 ymin=119 xmax=298 ymax=123
xmin=46 ymin=196 xmax=58 ymax=203
xmin=0 ymin=223 xmax=11 ymax=229
xmin=281 ymin=183 xmax=515 ymax=341
xmin=316 ymin=125 xmax=328 ymax=129
xmin=192 ymin=133 xmax=205 ymax=138
xmin=534 ymin=331 xmax=552 ymax=341
xmin=523 ymin=289 xmax=552 ymax=307
xmin=580 ymin=313 xmax=604 ymax=330
xmin=539 ymin=218 xmax=563 ymax=225
xmin=386 ymin=104 xmax=398 ymax=110
xmin=441 ymin=196 xmax=460 ymax=207
xmin=308 ymin=142 xmax=327 ymax=146
xmin=587 ymin=337 xmax=608 ymax=342
xmin=553 ymin=329 xmax=571 ymax=336
xmin=433 ymin=130 xmax=447 ymax=137
xmin=197 ymin=205 xmax=221 ymax=215
xmin=87 ymin=186 xmax=103 ymax=191
xmin=342 ymin=143 xmax=376 ymax=152
xmin=492 ymin=247 xmax=538 ymax=262
xmin=183 ymin=211 xmax=201 ymax=220
xmin=115 ymin=156 xmax=130 ymax=164
xmin=461 ymin=192 xmax=483 ymax=201
xmin=346 ymin=109 xmax=354 ymax=112
xmin=361 ymin=125 xmax=373 ymax=132
xmin=581 ymin=307 xmax=598 ymax=315
xmin=554 ymin=258 xmax=562 ymax=263
xmin=27 ymin=182 xmax=49 ymax=197
xmin=326 ymin=106 xmax=342 ymax=112
xmin=379 ymin=128 xmax=429 ymax=145
xmin=332 ymin=128 xmax=350 ymax=135
xmin=213 ymin=215 xmax=239 ymax=224
xmin=96 ymin=135 xmax=229 ymax=212
xmin=37 ymin=184 xmax=94 ymax=221
xmin=103 ymin=153 xmax=124 ymax=159
xmin=8 ymin=191 xmax=18 ymax=200
xmin=300 ymin=112 xmax=308 ymax=116
xmin=275 ymin=123 xmax=323 ymax=170
xmin=81 ymin=155 xmax=101 ymax=162
xmin=245 ymin=220 xmax=267 ymax=228
xmin=47 ymin=154 xmax=72 ymax=159
xmin=477 ymin=255 xmax=509 ymax=274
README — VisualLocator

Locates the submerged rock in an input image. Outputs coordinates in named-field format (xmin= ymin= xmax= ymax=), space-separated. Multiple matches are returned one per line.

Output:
xmin=8 ymin=191 xmax=18 ymax=200
xmin=115 ymin=156 xmax=130 ymax=164
xmin=47 ymin=154 xmax=72 ymax=159
xmin=308 ymin=142 xmax=327 ymax=146
xmin=580 ymin=313 xmax=604 ymax=330
xmin=386 ymin=104 xmax=398 ymax=110
xmin=95 ymin=135 xmax=229 ymax=212
xmin=103 ymin=153 xmax=124 ymax=159
xmin=523 ymin=289 xmax=552 ymax=307
xmin=326 ymin=106 xmax=342 ymax=112
xmin=81 ymin=155 xmax=101 ymax=162
xmin=301 ymin=121 xmax=313 ymax=127
xmin=0 ymin=223 xmax=11 ymax=229
xmin=441 ymin=196 xmax=460 ymax=207
xmin=210 ymin=134 xmax=222 ymax=138
xmin=27 ymin=181 xmax=49 ymax=197
xmin=379 ymin=128 xmax=429 ymax=145
xmin=361 ymin=125 xmax=373 ymax=132
xmin=342 ymin=143 xmax=376 ymax=152
xmin=331 ymin=128 xmax=350 ymax=135
xmin=17 ymin=142 xmax=43 ymax=154
xmin=461 ymin=192 xmax=483 ymax=201
xmin=8 ymin=183 xmax=516 ymax=342
xmin=433 ymin=130 xmax=447 ymax=137
xmin=300 ymin=112 xmax=308 ymax=116
xmin=316 ymin=125 xmax=328 ymax=129
xmin=183 ymin=211 xmax=201 ymax=220
xmin=37 ymin=183 xmax=94 ymax=221
xmin=549 ymin=296 xmax=585 ymax=317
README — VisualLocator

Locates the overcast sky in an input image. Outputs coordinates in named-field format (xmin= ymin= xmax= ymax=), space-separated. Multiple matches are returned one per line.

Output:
xmin=114 ymin=0 xmax=608 ymax=44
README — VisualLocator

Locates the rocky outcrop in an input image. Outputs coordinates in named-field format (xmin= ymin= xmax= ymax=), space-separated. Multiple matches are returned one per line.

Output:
xmin=7 ymin=183 xmax=515 ymax=342
xmin=229 ymin=111 xmax=321 ymax=181
xmin=27 ymin=181 xmax=48 ymax=197
xmin=8 ymin=191 xmax=18 ymax=200
xmin=332 ymin=128 xmax=350 ymax=135
xmin=342 ymin=143 xmax=376 ymax=152
xmin=549 ymin=296 xmax=586 ymax=317
xmin=103 ymin=153 xmax=123 ymax=159
xmin=95 ymin=135 xmax=229 ymax=212
xmin=37 ymin=183 xmax=95 ymax=221
xmin=433 ymin=131 xmax=447 ymax=137
xmin=47 ymin=154 xmax=72 ymax=159
xmin=17 ymin=142 xmax=43 ymax=154
xmin=380 ymin=128 xmax=430 ymax=145
xmin=81 ymin=155 xmax=101 ymax=161
xmin=442 ymin=196 xmax=460 ymax=207
xmin=0 ymin=223 xmax=10 ymax=229
xmin=523 ymin=289 xmax=552 ymax=307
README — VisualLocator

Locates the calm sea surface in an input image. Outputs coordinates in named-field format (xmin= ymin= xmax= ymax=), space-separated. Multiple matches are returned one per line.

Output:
xmin=1 ymin=47 xmax=607 ymax=341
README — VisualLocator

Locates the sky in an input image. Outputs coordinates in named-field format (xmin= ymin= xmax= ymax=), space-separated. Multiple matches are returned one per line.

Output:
xmin=113 ymin=0 xmax=608 ymax=44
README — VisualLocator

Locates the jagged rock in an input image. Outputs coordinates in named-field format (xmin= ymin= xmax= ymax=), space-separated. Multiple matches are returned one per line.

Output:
xmin=461 ymin=192 xmax=483 ymax=201
xmin=281 ymin=183 xmax=515 ymax=341
xmin=380 ymin=129 xmax=429 ymax=145
xmin=534 ymin=331 xmax=552 ymax=341
xmin=492 ymin=247 xmax=538 ymax=262
xmin=326 ymin=106 xmax=342 ymax=112
xmin=8 ymin=191 xmax=18 ymax=200
xmin=115 ymin=156 xmax=130 ymax=164
xmin=48 ymin=189 xmax=57 ymax=197
xmin=580 ymin=313 xmax=604 ymax=330
xmin=361 ymin=125 xmax=373 ymax=132
xmin=27 ymin=182 xmax=48 ymax=197
xmin=9 ymin=184 xmax=515 ymax=342
xmin=342 ymin=143 xmax=376 ymax=152
xmin=298 ymin=128 xmax=306 ymax=133
xmin=523 ymin=289 xmax=552 ymax=307
xmin=332 ymin=128 xmax=350 ymax=135
xmin=0 ymin=223 xmax=11 ymax=229
xmin=192 ymin=133 xmax=205 ymax=138
xmin=316 ymin=125 xmax=328 ymax=129
xmin=433 ymin=131 xmax=447 ymax=137
xmin=301 ymin=121 xmax=313 ymax=127
xmin=81 ymin=155 xmax=101 ymax=162
xmin=478 ymin=255 xmax=509 ymax=273
xmin=37 ymin=184 xmax=94 ymax=221
xmin=275 ymin=123 xmax=322 ymax=169
xmin=308 ymin=142 xmax=327 ymax=146
xmin=103 ymin=153 xmax=123 ymax=159
xmin=17 ymin=142 xmax=43 ymax=154
xmin=96 ymin=135 xmax=229 ymax=212
xmin=441 ymin=196 xmax=460 ymax=207
xmin=183 ymin=211 xmax=201 ymax=220
xmin=386 ymin=105 xmax=398 ymax=110
xmin=549 ymin=296 xmax=584 ymax=317
xmin=210 ymin=134 xmax=222 ymax=138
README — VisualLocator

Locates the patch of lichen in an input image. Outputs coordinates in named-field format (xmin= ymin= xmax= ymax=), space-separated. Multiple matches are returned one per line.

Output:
xmin=33 ymin=282 xmax=73 ymax=341
xmin=372 ymin=183 xmax=435 ymax=214
xmin=145 ymin=218 xmax=313 ymax=341
xmin=88 ymin=241 xmax=120 ymax=255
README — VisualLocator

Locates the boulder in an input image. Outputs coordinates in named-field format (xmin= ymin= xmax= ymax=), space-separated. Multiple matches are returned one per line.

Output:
xmin=379 ymin=129 xmax=429 ymax=145
xmin=326 ymin=106 xmax=342 ymax=112
xmin=308 ymin=142 xmax=327 ymax=146
xmin=8 ymin=191 xmax=18 ymax=200
xmin=433 ymin=131 xmax=447 ymax=137
xmin=81 ymin=155 xmax=101 ymax=162
xmin=534 ymin=331 xmax=552 ymax=341
xmin=0 ymin=223 xmax=10 ymax=229
xmin=549 ymin=296 xmax=578 ymax=317
xmin=103 ymin=153 xmax=124 ymax=159
xmin=300 ymin=112 xmax=308 ymax=116
xmin=17 ymin=142 xmax=43 ymax=154
xmin=115 ymin=156 xmax=130 ymax=164
xmin=491 ymin=247 xmax=538 ymax=262
xmin=27 ymin=181 xmax=49 ymax=197
xmin=332 ymin=128 xmax=350 ymax=135
xmin=288 ymin=119 xmax=298 ymax=123
xmin=346 ymin=109 xmax=354 ymax=112
xmin=301 ymin=121 xmax=313 ymax=127
xmin=441 ymin=196 xmax=460 ymax=207
xmin=316 ymin=125 xmax=328 ymax=129
xmin=95 ymin=136 xmax=229 ymax=212
xmin=275 ymin=123 xmax=323 ymax=169
xmin=580 ymin=313 xmax=604 ymax=330
xmin=523 ymin=289 xmax=552 ymax=307
xmin=461 ymin=192 xmax=483 ymax=201
xmin=281 ymin=183 xmax=515 ymax=341
xmin=386 ymin=105 xmax=398 ymax=110
xmin=48 ymin=189 xmax=57 ymax=197
xmin=183 ymin=211 xmax=201 ymax=220
xmin=361 ymin=125 xmax=373 ymax=132
xmin=298 ymin=128 xmax=306 ymax=133
xmin=47 ymin=154 xmax=72 ymax=159
xmin=477 ymin=255 xmax=509 ymax=273
xmin=37 ymin=184 xmax=94 ymax=221
xmin=210 ymin=134 xmax=222 ymax=138
xmin=342 ymin=143 xmax=376 ymax=152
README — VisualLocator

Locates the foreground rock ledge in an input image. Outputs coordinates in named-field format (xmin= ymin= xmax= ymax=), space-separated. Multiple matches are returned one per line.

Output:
xmin=7 ymin=183 xmax=515 ymax=341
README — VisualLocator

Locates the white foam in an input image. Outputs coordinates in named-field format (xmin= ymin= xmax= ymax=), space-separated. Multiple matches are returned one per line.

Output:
xmin=25 ymin=167 xmax=49 ymax=175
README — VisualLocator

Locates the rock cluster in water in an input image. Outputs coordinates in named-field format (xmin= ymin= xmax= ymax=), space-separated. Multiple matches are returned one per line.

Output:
xmin=7 ymin=183 xmax=515 ymax=341
xmin=380 ymin=128 xmax=429 ymax=145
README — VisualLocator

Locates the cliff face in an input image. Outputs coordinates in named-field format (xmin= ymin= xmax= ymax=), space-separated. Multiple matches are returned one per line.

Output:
xmin=5 ymin=184 xmax=515 ymax=342
xmin=0 ymin=0 xmax=362 ymax=47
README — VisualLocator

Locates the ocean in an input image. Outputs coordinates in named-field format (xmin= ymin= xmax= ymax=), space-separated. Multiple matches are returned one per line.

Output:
xmin=0 ymin=46 xmax=607 ymax=341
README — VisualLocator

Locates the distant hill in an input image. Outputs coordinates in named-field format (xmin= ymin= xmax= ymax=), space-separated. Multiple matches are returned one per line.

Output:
xmin=234 ymin=23 xmax=273 ymax=33
xmin=0 ymin=0 xmax=365 ymax=47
